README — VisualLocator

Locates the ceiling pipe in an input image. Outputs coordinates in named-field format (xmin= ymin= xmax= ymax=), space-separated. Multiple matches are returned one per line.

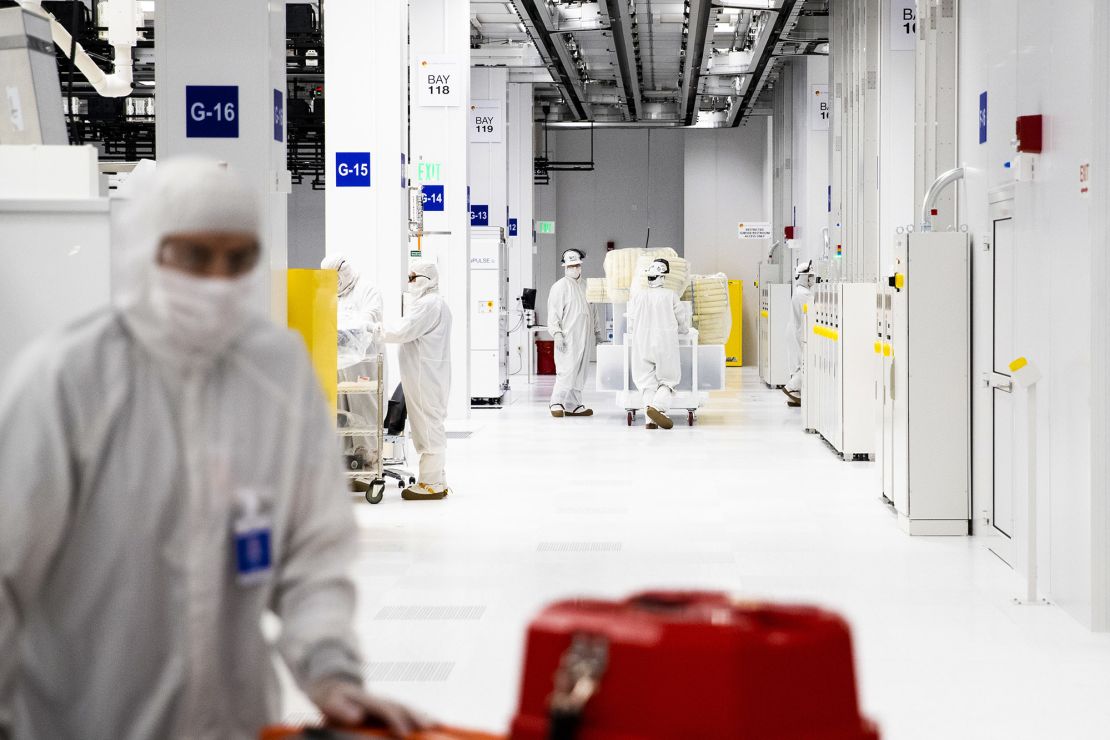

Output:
xmin=678 ymin=0 xmax=713 ymax=125
xmin=511 ymin=0 xmax=591 ymax=120
xmin=604 ymin=0 xmax=643 ymax=120
xmin=728 ymin=0 xmax=800 ymax=126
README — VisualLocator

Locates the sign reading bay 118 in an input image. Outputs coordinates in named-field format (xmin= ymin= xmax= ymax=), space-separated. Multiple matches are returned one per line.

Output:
xmin=418 ymin=58 xmax=461 ymax=107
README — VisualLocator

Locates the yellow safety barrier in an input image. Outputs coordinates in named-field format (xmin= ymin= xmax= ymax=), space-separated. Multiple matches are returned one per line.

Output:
xmin=813 ymin=325 xmax=839 ymax=341
xmin=287 ymin=269 xmax=338 ymax=410
xmin=726 ymin=279 xmax=743 ymax=367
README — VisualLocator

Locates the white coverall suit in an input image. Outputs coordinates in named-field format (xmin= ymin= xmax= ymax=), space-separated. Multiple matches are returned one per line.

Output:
xmin=325 ymin=256 xmax=384 ymax=463
xmin=547 ymin=274 xmax=598 ymax=410
xmin=0 ymin=160 xmax=363 ymax=739
xmin=785 ymin=282 xmax=812 ymax=394
xmin=383 ymin=262 xmax=452 ymax=488
xmin=628 ymin=286 xmax=690 ymax=413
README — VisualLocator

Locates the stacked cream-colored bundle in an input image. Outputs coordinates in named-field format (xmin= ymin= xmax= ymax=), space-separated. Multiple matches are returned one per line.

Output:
xmin=585 ymin=277 xmax=610 ymax=303
xmin=685 ymin=273 xmax=731 ymax=345
xmin=603 ymin=247 xmax=678 ymax=303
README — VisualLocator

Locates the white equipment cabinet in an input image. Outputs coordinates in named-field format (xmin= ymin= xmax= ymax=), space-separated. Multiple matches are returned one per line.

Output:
xmin=804 ymin=282 xmax=876 ymax=459
xmin=757 ymin=265 xmax=791 ymax=388
xmin=469 ymin=226 xmax=510 ymax=405
xmin=879 ymin=232 xmax=970 ymax=535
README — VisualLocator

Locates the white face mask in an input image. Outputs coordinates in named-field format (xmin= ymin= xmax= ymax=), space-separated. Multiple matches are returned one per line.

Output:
xmin=149 ymin=266 xmax=254 ymax=355
xmin=565 ymin=265 xmax=582 ymax=280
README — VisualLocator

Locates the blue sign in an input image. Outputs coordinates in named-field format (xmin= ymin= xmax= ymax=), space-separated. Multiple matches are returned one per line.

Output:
xmin=979 ymin=91 xmax=987 ymax=144
xmin=336 ymin=152 xmax=371 ymax=187
xmin=508 ymin=217 xmax=518 ymax=237
xmin=186 ymin=85 xmax=239 ymax=138
xmin=273 ymin=89 xmax=283 ymax=143
xmin=422 ymin=184 xmax=445 ymax=211
xmin=470 ymin=204 xmax=489 ymax=226
xmin=401 ymin=153 xmax=407 ymax=188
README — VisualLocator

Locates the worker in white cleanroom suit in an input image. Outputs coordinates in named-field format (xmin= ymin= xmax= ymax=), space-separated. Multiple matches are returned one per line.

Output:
xmin=0 ymin=158 xmax=428 ymax=739
xmin=322 ymin=254 xmax=384 ymax=468
xmin=628 ymin=258 xmax=690 ymax=430
xmin=547 ymin=248 xmax=600 ymax=418
xmin=381 ymin=261 xmax=452 ymax=500
xmin=783 ymin=259 xmax=815 ymax=407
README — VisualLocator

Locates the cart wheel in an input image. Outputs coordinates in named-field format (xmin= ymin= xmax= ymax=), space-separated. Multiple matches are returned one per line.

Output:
xmin=688 ymin=410 xmax=695 ymax=426
xmin=365 ymin=480 xmax=385 ymax=505
xmin=408 ymin=476 xmax=416 ymax=485
xmin=397 ymin=479 xmax=405 ymax=489
xmin=626 ymin=411 xmax=633 ymax=426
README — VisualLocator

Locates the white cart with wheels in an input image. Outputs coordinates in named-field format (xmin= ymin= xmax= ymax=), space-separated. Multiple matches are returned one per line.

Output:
xmin=595 ymin=329 xmax=726 ymax=427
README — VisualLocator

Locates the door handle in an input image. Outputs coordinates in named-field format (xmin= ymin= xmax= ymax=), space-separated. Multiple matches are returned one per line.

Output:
xmin=981 ymin=371 xmax=1013 ymax=392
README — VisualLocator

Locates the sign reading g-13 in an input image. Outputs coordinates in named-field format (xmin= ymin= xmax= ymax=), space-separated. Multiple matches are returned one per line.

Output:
xmin=417 ymin=57 xmax=461 ymax=107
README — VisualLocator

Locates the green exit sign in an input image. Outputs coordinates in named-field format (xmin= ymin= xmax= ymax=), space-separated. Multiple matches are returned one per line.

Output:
xmin=537 ymin=220 xmax=555 ymax=234
xmin=417 ymin=161 xmax=442 ymax=181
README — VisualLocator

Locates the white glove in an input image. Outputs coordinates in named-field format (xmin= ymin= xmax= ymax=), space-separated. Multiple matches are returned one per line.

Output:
xmin=309 ymin=677 xmax=435 ymax=737
xmin=555 ymin=335 xmax=567 ymax=353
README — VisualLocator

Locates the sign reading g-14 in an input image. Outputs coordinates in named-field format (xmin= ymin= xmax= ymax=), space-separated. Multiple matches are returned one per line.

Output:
xmin=417 ymin=57 xmax=461 ymax=107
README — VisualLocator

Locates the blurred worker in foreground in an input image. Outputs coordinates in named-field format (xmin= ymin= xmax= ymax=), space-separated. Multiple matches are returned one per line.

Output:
xmin=322 ymin=254 xmax=384 ymax=469
xmin=380 ymin=261 xmax=452 ymax=501
xmin=547 ymin=248 xmax=601 ymax=418
xmin=0 ymin=158 xmax=428 ymax=739
xmin=783 ymin=259 xmax=816 ymax=407
xmin=628 ymin=258 xmax=690 ymax=430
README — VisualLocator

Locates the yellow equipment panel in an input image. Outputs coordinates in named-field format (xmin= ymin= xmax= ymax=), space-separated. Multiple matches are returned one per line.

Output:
xmin=726 ymin=279 xmax=743 ymax=366
xmin=287 ymin=269 xmax=338 ymax=410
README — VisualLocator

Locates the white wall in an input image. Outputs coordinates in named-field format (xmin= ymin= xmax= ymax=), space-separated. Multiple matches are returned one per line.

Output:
xmin=553 ymin=128 xmax=685 ymax=266
xmin=959 ymin=0 xmax=1105 ymax=628
xmin=683 ymin=119 xmax=770 ymax=365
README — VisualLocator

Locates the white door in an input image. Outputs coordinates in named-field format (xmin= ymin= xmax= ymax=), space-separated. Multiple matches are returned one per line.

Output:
xmin=992 ymin=216 xmax=1017 ymax=540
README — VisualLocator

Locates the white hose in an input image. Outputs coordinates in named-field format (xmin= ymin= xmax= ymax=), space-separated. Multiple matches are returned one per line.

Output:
xmin=19 ymin=0 xmax=134 ymax=98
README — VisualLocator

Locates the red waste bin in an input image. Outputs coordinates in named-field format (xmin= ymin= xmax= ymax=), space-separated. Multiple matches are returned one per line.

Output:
xmin=536 ymin=339 xmax=556 ymax=375
xmin=510 ymin=591 xmax=880 ymax=740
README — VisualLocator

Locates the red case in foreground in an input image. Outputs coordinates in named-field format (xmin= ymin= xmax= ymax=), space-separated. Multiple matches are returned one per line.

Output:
xmin=260 ymin=726 xmax=501 ymax=740
xmin=509 ymin=591 xmax=880 ymax=740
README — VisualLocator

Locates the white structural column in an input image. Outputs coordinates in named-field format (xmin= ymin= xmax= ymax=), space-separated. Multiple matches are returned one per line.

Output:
xmin=469 ymin=68 xmax=509 ymax=230
xmin=155 ymin=0 xmax=288 ymax=321
xmin=789 ymin=56 xmax=830 ymax=268
xmin=507 ymin=83 xmax=535 ymax=375
xmin=324 ymin=0 xmax=408 ymax=378
xmin=410 ymin=0 xmax=471 ymax=420
xmin=878 ymin=0 xmax=916 ymax=275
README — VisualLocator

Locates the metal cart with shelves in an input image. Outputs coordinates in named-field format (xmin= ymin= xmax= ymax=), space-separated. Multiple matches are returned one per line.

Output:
xmin=336 ymin=355 xmax=412 ymax=503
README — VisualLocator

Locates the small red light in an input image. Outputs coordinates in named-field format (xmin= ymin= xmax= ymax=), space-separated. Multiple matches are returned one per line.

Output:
xmin=930 ymin=208 xmax=938 ymax=216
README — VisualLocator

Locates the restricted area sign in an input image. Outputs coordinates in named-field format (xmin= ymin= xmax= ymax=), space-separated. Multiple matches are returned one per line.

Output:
xmin=417 ymin=58 xmax=461 ymax=107
xmin=469 ymin=100 xmax=502 ymax=143
xmin=737 ymin=222 xmax=772 ymax=240
xmin=186 ymin=85 xmax=238 ymax=138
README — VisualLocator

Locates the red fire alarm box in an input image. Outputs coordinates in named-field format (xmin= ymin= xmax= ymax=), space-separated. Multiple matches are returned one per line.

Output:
xmin=784 ymin=226 xmax=795 ymax=240
xmin=1015 ymin=114 xmax=1043 ymax=153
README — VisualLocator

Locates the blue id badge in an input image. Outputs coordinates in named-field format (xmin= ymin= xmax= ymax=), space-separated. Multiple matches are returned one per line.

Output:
xmin=234 ymin=490 xmax=273 ymax=585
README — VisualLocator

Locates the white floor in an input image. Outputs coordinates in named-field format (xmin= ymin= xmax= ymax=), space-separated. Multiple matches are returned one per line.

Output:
xmin=284 ymin=367 xmax=1110 ymax=739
